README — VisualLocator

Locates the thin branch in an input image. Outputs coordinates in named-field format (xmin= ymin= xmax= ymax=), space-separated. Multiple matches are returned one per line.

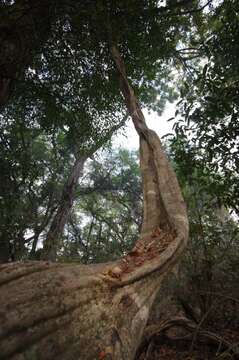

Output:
xmin=174 ymin=0 xmax=212 ymax=16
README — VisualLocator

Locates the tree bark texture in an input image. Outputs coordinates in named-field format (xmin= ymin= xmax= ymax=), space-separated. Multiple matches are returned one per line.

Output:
xmin=0 ymin=47 xmax=189 ymax=359
xmin=0 ymin=0 xmax=56 ymax=107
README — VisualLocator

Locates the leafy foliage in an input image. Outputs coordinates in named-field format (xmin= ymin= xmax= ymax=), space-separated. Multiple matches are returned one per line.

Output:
xmin=59 ymin=148 xmax=142 ymax=263
xmin=1 ymin=0 xmax=238 ymax=264
xmin=0 ymin=0 xmax=209 ymax=260
xmin=172 ymin=0 xmax=239 ymax=213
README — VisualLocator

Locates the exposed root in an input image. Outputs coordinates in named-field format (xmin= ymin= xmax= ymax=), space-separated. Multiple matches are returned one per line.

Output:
xmin=140 ymin=317 xmax=239 ymax=359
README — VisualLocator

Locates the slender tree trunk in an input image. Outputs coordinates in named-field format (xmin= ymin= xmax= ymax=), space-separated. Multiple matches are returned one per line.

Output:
xmin=0 ymin=0 xmax=56 ymax=107
xmin=41 ymin=156 xmax=86 ymax=261
xmin=0 ymin=237 xmax=11 ymax=263
xmin=42 ymin=116 xmax=128 ymax=261
xmin=0 ymin=47 xmax=188 ymax=359
xmin=30 ymin=231 xmax=41 ymax=257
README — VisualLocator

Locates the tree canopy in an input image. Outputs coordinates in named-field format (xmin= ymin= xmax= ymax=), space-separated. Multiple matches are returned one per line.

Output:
xmin=1 ymin=0 xmax=238 ymax=260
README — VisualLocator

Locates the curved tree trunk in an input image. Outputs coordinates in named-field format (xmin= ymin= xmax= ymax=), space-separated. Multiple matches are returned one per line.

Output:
xmin=0 ymin=261 xmax=160 ymax=360
xmin=0 ymin=47 xmax=189 ymax=359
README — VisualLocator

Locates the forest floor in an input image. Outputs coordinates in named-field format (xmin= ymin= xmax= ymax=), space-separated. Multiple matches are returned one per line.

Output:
xmin=138 ymin=325 xmax=239 ymax=359
xmin=136 ymin=282 xmax=239 ymax=360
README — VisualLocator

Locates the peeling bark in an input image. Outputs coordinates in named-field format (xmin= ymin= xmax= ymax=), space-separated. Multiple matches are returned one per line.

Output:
xmin=0 ymin=47 xmax=189 ymax=359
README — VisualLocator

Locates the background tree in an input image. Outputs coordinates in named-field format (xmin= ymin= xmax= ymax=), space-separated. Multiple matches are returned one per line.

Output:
xmin=59 ymin=148 xmax=142 ymax=263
